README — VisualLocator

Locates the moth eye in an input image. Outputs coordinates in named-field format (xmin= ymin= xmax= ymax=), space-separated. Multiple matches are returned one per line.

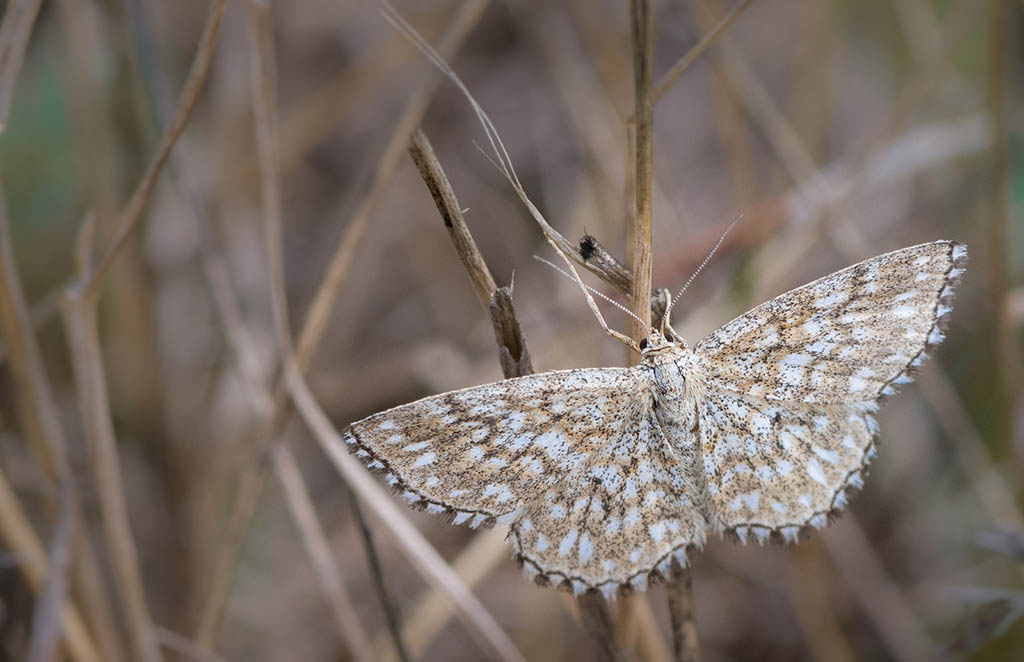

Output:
xmin=664 ymin=331 xmax=675 ymax=342
xmin=639 ymin=338 xmax=648 ymax=350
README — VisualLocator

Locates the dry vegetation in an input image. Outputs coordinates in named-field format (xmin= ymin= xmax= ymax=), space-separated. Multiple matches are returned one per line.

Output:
xmin=0 ymin=0 xmax=1021 ymax=660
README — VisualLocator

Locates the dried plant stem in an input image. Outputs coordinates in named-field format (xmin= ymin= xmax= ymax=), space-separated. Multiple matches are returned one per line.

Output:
xmin=243 ymin=5 xmax=383 ymax=658
xmin=985 ymin=0 xmax=1017 ymax=452
xmin=245 ymin=0 xmax=292 ymax=353
xmin=194 ymin=0 xmax=489 ymax=645
xmin=666 ymin=566 xmax=700 ymax=662
xmin=151 ymin=627 xmax=229 ymax=662
xmin=294 ymin=0 xmax=488 ymax=369
xmin=272 ymin=446 xmax=375 ymax=660
xmin=649 ymin=0 xmax=756 ymax=107
xmin=409 ymin=127 xmax=497 ymax=310
xmin=579 ymin=591 xmax=627 ymax=662
xmin=824 ymin=520 xmax=931 ymax=660
xmin=690 ymin=0 xmax=823 ymax=191
xmin=374 ymin=527 xmax=509 ymax=660
xmin=286 ymin=365 xmax=526 ymax=662
xmin=60 ymin=292 xmax=163 ymax=662
xmin=343 ymin=483 xmax=410 ymax=662
xmin=358 ymin=135 xmax=536 ymax=661
xmin=0 ymin=0 xmax=42 ymax=129
xmin=628 ymin=0 xmax=654 ymax=343
xmin=80 ymin=0 xmax=227 ymax=302
xmin=0 ymin=188 xmax=117 ymax=662
xmin=26 ymin=479 xmax=75 ymax=662
xmin=0 ymin=469 xmax=101 ymax=662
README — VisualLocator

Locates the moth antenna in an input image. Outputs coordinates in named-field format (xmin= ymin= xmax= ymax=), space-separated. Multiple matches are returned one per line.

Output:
xmin=661 ymin=214 xmax=743 ymax=333
xmin=534 ymin=257 xmax=649 ymax=330
xmin=381 ymin=1 xmax=640 ymax=354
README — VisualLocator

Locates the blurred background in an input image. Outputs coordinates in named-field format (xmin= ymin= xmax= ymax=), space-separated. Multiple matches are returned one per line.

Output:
xmin=0 ymin=0 xmax=1022 ymax=660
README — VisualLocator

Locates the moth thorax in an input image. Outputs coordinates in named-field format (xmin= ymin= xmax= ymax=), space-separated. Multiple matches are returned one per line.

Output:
xmin=650 ymin=358 xmax=687 ymax=400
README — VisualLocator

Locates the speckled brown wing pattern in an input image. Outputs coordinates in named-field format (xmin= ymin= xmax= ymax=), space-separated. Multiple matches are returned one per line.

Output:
xmin=691 ymin=240 xmax=965 ymax=542
xmin=511 ymin=401 xmax=710 ymax=599
xmin=693 ymin=388 xmax=876 ymax=544
xmin=695 ymin=241 xmax=966 ymax=405
xmin=344 ymin=367 xmax=643 ymax=529
xmin=343 ymin=240 xmax=966 ymax=598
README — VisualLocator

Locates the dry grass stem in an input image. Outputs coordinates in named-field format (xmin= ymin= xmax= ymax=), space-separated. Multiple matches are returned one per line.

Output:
xmin=0 ymin=0 xmax=42 ymax=130
xmin=824 ymin=519 xmax=931 ymax=660
xmin=0 ymin=183 xmax=66 ymax=487
xmin=59 ymin=292 xmax=162 ymax=662
xmin=25 ymin=479 xmax=74 ymax=662
xmin=627 ymin=0 xmax=654 ymax=343
xmin=343 ymin=483 xmax=410 ymax=662
xmin=294 ymin=0 xmax=489 ymax=370
xmin=490 ymin=287 xmax=534 ymax=378
xmin=0 ymin=470 xmax=101 ymax=662
xmin=985 ymin=0 xmax=1017 ymax=452
xmin=409 ymin=127 xmax=498 ymax=310
xmin=80 ymin=0 xmax=228 ymax=302
xmin=271 ymin=445 xmax=375 ymax=660
xmin=753 ymin=0 xmax=981 ymax=298
xmin=578 ymin=233 xmax=634 ymax=295
xmin=245 ymin=0 xmax=292 ymax=353
xmin=0 ymin=185 xmax=122 ymax=660
xmin=690 ymin=0 xmax=823 ymax=192
xmin=151 ymin=627 xmax=229 ymax=662
xmin=666 ymin=566 xmax=700 ymax=662
xmin=649 ymin=0 xmax=756 ymax=107
xmin=374 ymin=527 xmax=509 ymax=661
xmin=286 ymin=364 xmax=526 ymax=662
xmin=242 ymin=8 xmax=394 ymax=658
xmin=579 ymin=591 xmax=627 ymax=662
xmin=194 ymin=2 xmax=489 ymax=643
xmin=194 ymin=460 xmax=272 ymax=648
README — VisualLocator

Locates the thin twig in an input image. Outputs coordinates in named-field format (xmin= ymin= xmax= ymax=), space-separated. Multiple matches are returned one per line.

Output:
xmin=666 ymin=565 xmax=700 ymax=662
xmin=194 ymin=0 xmax=490 ymax=644
xmin=628 ymin=0 xmax=654 ymax=343
xmin=579 ymin=592 xmax=627 ymax=662
xmin=649 ymin=0 xmax=756 ymax=107
xmin=579 ymin=233 xmax=634 ymax=295
xmin=152 ymin=627 xmax=229 ymax=662
xmin=823 ymin=519 xmax=932 ymax=660
xmin=271 ymin=446 xmax=375 ymax=660
xmin=286 ymin=364 xmax=526 ymax=662
xmin=26 ymin=479 xmax=75 ymax=662
xmin=243 ymin=5 xmax=380 ymax=658
xmin=985 ymin=0 xmax=1017 ymax=453
xmin=344 ymin=483 xmax=411 ymax=662
xmin=0 ymin=468 xmax=102 ymax=662
xmin=60 ymin=291 xmax=163 ymax=662
xmin=295 ymin=0 xmax=489 ymax=370
xmin=245 ymin=0 xmax=292 ymax=354
xmin=0 ymin=182 xmax=122 ymax=660
xmin=80 ymin=0 xmax=228 ymax=302
xmin=0 ymin=0 xmax=43 ymax=130
xmin=409 ymin=127 xmax=497 ymax=310
xmin=490 ymin=287 xmax=534 ymax=378
xmin=373 ymin=527 xmax=509 ymax=661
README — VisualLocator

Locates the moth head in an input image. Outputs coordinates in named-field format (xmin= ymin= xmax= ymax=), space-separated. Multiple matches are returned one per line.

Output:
xmin=639 ymin=329 xmax=686 ymax=356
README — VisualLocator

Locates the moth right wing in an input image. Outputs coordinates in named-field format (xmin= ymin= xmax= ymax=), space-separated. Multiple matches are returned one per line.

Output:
xmin=344 ymin=367 xmax=642 ymax=528
xmin=694 ymin=241 xmax=966 ymax=406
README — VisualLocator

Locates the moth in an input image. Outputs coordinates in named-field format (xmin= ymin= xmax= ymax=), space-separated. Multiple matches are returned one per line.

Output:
xmin=345 ymin=240 xmax=966 ymax=599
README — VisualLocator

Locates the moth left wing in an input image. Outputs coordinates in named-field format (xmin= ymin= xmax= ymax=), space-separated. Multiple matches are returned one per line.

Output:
xmin=694 ymin=241 xmax=966 ymax=406
xmin=344 ymin=367 xmax=641 ymax=528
